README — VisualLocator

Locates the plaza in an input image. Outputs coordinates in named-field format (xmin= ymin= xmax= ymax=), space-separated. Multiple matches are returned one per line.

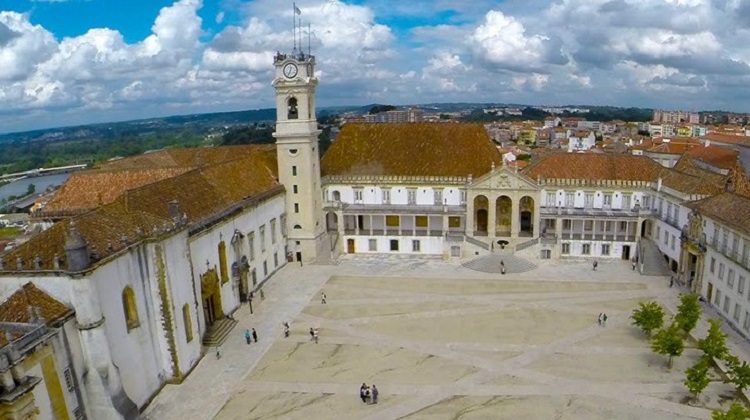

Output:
xmin=144 ymin=255 xmax=750 ymax=420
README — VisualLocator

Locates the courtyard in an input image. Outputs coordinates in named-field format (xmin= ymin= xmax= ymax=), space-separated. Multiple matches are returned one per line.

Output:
xmin=144 ymin=255 xmax=747 ymax=420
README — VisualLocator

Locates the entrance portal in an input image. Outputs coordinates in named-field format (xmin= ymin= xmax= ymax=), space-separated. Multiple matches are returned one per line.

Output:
xmin=622 ymin=245 xmax=631 ymax=260
xmin=201 ymin=269 xmax=223 ymax=326
xmin=347 ymin=239 xmax=355 ymax=253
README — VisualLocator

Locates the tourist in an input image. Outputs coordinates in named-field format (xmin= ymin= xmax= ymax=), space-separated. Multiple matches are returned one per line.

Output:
xmin=500 ymin=260 xmax=506 ymax=275
xmin=632 ymin=261 xmax=636 ymax=271
xmin=371 ymin=385 xmax=379 ymax=404
xmin=360 ymin=383 xmax=368 ymax=403
xmin=669 ymin=277 xmax=674 ymax=288
xmin=244 ymin=329 xmax=252 ymax=345
xmin=593 ymin=260 xmax=598 ymax=271
xmin=313 ymin=328 xmax=319 ymax=344
xmin=597 ymin=313 xmax=602 ymax=326
xmin=603 ymin=313 xmax=608 ymax=326
xmin=252 ymin=328 xmax=258 ymax=343
xmin=309 ymin=327 xmax=315 ymax=341
xmin=321 ymin=292 xmax=327 ymax=304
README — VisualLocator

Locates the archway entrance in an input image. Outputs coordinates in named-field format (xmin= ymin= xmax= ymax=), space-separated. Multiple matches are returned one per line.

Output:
xmin=326 ymin=212 xmax=338 ymax=231
xmin=496 ymin=196 xmax=512 ymax=237
xmin=201 ymin=269 xmax=223 ymax=326
xmin=519 ymin=196 xmax=535 ymax=236
xmin=474 ymin=195 xmax=489 ymax=235
xmin=641 ymin=220 xmax=650 ymax=238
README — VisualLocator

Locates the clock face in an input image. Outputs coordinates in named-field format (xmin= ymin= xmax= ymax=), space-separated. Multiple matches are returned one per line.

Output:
xmin=283 ymin=63 xmax=298 ymax=78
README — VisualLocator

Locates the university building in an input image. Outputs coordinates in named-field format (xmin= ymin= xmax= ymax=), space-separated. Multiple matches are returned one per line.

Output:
xmin=0 ymin=49 xmax=748 ymax=419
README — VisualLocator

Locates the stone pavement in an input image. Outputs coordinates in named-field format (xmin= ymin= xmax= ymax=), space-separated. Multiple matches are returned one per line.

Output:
xmin=143 ymin=255 xmax=750 ymax=420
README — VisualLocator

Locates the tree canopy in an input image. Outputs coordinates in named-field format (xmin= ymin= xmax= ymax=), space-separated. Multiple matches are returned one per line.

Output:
xmin=651 ymin=322 xmax=685 ymax=369
xmin=631 ymin=301 xmax=666 ymax=338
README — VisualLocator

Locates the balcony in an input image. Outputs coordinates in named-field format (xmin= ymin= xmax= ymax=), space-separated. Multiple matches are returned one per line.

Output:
xmin=326 ymin=201 xmax=466 ymax=215
xmin=540 ymin=206 xmax=649 ymax=218
xmin=559 ymin=232 xmax=636 ymax=242
xmin=342 ymin=229 xmax=450 ymax=237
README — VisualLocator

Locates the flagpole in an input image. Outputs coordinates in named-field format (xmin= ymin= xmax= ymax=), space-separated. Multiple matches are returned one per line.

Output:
xmin=308 ymin=22 xmax=311 ymax=55
xmin=293 ymin=3 xmax=297 ymax=51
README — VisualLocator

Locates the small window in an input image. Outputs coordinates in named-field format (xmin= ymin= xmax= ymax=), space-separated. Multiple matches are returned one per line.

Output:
xmin=271 ymin=219 xmax=277 ymax=244
xmin=728 ymin=269 xmax=735 ymax=289
xmin=744 ymin=311 xmax=750 ymax=331
xmin=719 ymin=263 xmax=725 ymax=280
xmin=601 ymin=244 xmax=610 ymax=256
xmin=122 ymin=286 xmax=140 ymax=331
xmin=248 ymin=231 xmax=256 ymax=261
xmin=412 ymin=240 xmax=421 ymax=252
xmin=562 ymin=243 xmax=570 ymax=255
xmin=260 ymin=225 xmax=266 ymax=252
xmin=182 ymin=304 xmax=193 ymax=343
xmin=563 ymin=219 xmax=572 ymax=229
xmin=448 ymin=216 xmax=461 ymax=228
xmin=263 ymin=261 xmax=268 ymax=276
xmin=294 ymin=203 xmax=299 ymax=213
xmin=386 ymin=215 xmax=400 ymax=227
xmin=451 ymin=245 xmax=461 ymax=257
xmin=540 ymin=249 xmax=551 ymax=259
xmin=740 ymin=276 xmax=746 ymax=297
xmin=582 ymin=243 xmax=591 ymax=255
xmin=293 ymin=185 xmax=298 ymax=194
xmin=415 ymin=216 xmax=428 ymax=228
xmin=390 ymin=239 xmax=399 ymax=251
xmin=723 ymin=296 xmax=730 ymax=314
xmin=292 ymin=166 xmax=297 ymax=176
xmin=710 ymin=257 xmax=716 ymax=273
xmin=288 ymin=149 xmax=298 ymax=156
xmin=734 ymin=303 xmax=741 ymax=322
xmin=368 ymin=239 xmax=377 ymax=251
xmin=218 ymin=241 xmax=229 ymax=283
xmin=274 ymin=252 xmax=279 ymax=267
xmin=294 ymin=224 xmax=302 ymax=230
xmin=715 ymin=289 xmax=722 ymax=305
xmin=63 ymin=368 xmax=74 ymax=391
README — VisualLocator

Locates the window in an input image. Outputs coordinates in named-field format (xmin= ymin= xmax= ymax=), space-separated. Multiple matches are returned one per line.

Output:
xmin=248 ymin=232 xmax=256 ymax=261
xmin=390 ymin=239 xmax=399 ymax=251
xmin=293 ymin=185 xmax=298 ymax=194
xmin=740 ymin=276 xmax=746 ymax=296
xmin=582 ymin=243 xmax=591 ymax=255
xmin=274 ymin=252 xmax=279 ymax=267
xmin=122 ymin=286 xmax=140 ymax=331
xmin=73 ymin=407 xmax=84 ymax=420
xmin=585 ymin=193 xmax=594 ymax=208
xmin=218 ymin=241 xmax=229 ymax=283
xmin=710 ymin=257 xmax=716 ymax=273
xmin=540 ymin=249 xmax=552 ymax=259
xmin=183 ymin=304 xmax=193 ymax=343
xmin=63 ymin=368 xmax=74 ymax=391
xmin=719 ymin=263 xmax=725 ymax=280
xmin=728 ymin=269 xmax=736 ymax=289
xmin=620 ymin=221 xmax=628 ymax=231
xmin=546 ymin=193 xmax=555 ymax=207
xmin=368 ymin=239 xmax=377 ymax=251
xmin=260 ymin=225 xmax=266 ymax=252
xmin=451 ymin=245 xmax=461 ymax=257
xmin=670 ymin=235 xmax=675 ymax=250
xmin=565 ymin=193 xmax=574 ymax=207
xmin=744 ymin=311 xmax=750 ymax=332
xmin=294 ymin=203 xmax=299 ymax=213
xmin=407 ymin=189 xmax=417 ymax=204
xmin=287 ymin=97 xmax=298 ymax=119
xmin=723 ymin=296 xmax=730 ymax=314
xmin=448 ymin=216 xmax=461 ymax=228
xmin=460 ymin=191 xmax=467 ymax=204
xmin=643 ymin=195 xmax=651 ymax=209
xmin=263 ymin=261 xmax=268 ymax=276
xmin=603 ymin=194 xmax=612 ymax=207
xmin=563 ymin=219 xmax=572 ymax=229
xmin=663 ymin=230 xmax=668 ymax=245
xmin=382 ymin=189 xmax=391 ymax=204
xmin=386 ymin=215 xmax=400 ymax=227
xmin=292 ymin=165 xmax=297 ymax=176
xmin=714 ymin=289 xmax=722 ymax=305
xmin=601 ymin=244 xmax=610 ymax=256
xmin=434 ymin=189 xmax=443 ymax=205
xmin=415 ymin=216 xmax=428 ymax=228
xmin=734 ymin=303 xmax=741 ymax=322
xmin=604 ymin=221 xmax=612 ymax=232
xmin=354 ymin=188 xmax=363 ymax=202
xmin=280 ymin=214 xmax=287 ymax=237
xmin=584 ymin=220 xmax=593 ymax=231
xmin=622 ymin=195 xmax=631 ymax=209
xmin=562 ymin=243 xmax=570 ymax=255
xmin=412 ymin=240 xmax=421 ymax=252
xmin=271 ymin=219 xmax=277 ymax=244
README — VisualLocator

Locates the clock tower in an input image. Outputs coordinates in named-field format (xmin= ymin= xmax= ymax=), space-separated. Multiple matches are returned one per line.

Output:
xmin=272 ymin=50 xmax=326 ymax=263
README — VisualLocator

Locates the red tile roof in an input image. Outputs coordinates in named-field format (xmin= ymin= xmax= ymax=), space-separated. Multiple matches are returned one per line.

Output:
xmin=0 ymin=283 xmax=73 ymax=326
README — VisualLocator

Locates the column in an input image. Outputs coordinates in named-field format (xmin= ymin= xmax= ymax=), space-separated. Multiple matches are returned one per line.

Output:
xmin=488 ymin=195 xmax=497 ymax=237
xmin=465 ymin=195 xmax=474 ymax=236
xmin=511 ymin=196 xmax=520 ymax=238
xmin=368 ymin=215 xmax=373 ymax=235
xmin=442 ymin=213 xmax=449 ymax=236
xmin=555 ymin=217 xmax=563 ymax=241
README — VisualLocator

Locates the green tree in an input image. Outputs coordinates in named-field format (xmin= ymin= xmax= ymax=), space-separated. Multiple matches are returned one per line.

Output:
xmin=675 ymin=293 xmax=702 ymax=336
xmin=631 ymin=301 xmax=666 ymax=338
xmin=712 ymin=402 xmax=750 ymax=420
xmin=26 ymin=183 xmax=35 ymax=195
xmin=698 ymin=319 xmax=728 ymax=360
xmin=684 ymin=358 xmax=711 ymax=404
xmin=651 ymin=322 xmax=685 ymax=369
xmin=724 ymin=355 xmax=750 ymax=396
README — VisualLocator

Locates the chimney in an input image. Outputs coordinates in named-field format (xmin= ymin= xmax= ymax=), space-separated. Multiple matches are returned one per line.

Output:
xmin=168 ymin=200 xmax=180 ymax=221
xmin=657 ymin=177 xmax=663 ymax=192
xmin=64 ymin=221 xmax=90 ymax=272
xmin=53 ymin=255 xmax=61 ymax=270
xmin=33 ymin=256 xmax=42 ymax=270
xmin=16 ymin=257 xmax=23 ymax=271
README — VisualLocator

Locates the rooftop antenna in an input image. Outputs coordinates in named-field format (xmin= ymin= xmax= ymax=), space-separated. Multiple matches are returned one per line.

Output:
xmin=308 ymin=22 xmax=311 ymax=55
xmin=293 ymin=3 xmax=301 ymax=52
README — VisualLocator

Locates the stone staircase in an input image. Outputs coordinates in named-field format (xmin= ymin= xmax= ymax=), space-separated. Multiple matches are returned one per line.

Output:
xmin=639 ymin=238 xmax=672 ymax=277
xmin=462 ymin=253 xmax=537 ymax=274
xmin=202 ymin=317 xmax=238 ymax=347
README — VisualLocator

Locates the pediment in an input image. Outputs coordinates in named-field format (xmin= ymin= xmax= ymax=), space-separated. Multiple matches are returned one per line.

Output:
xmin=470 ymin=167 xmax=539 ymax=191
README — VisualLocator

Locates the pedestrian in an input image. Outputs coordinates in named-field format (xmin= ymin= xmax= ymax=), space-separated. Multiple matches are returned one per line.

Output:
xmin=360 ymin=383 xmax=368 ymax=403
xmin=244 ymin=329 xmax=252 ymax=345
xmin=283 ymin=322 xmax=290 ymax=338
xmin=593 ymin=260 xmax=598 ymax=271
xmin=252 ymin=328 xmax=258 ymax=343
xmin=597 ymin=313 xmax=602 ymax=326
xmin=669 ymin=277 xmax=674 ymax=288
xmin=309 ymin=327 xmax=314 ymax=341
xmin=603 ymin=313 xmax=608 ymax=326
xmin=632 ymin=260 xmax=636 ymax=271
xmin=313 ymin=328 xmax=319 ymax=344
xmin=321 ymin=292 xmax=327 ymax=305
xmin=500 ymin=260 xmax=506 ymax=275
xmin=371 ymin=385 xmax=379 ymax=404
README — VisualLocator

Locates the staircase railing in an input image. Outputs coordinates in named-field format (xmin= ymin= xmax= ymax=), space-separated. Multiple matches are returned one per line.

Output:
xmin=515 ymin=237 xmax=539 ymax=252
xmin=329 ymin=231 xmax=339 ymax=252
xmin=465 ymin=235 xmax=490 ymax=250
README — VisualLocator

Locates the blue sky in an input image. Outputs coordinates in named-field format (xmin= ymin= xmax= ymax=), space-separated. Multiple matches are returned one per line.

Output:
xmin=0 ymin=0 xmax=749 ymax=132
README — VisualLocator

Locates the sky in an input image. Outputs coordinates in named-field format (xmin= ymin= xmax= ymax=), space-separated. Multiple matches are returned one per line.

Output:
xmin=1 ymin=0 xmax=750 ymax=132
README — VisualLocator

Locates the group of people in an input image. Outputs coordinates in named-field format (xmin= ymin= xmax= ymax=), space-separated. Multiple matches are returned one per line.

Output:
xmin=244 ymin=328 xmax=258 ymax=344
xmin=359 ymin=383 xmax=379 ymax=404
xmin=309 ymin=327 xmax=319 ymax=343
xmin=597 ymin=313 xmax=608 ymax=326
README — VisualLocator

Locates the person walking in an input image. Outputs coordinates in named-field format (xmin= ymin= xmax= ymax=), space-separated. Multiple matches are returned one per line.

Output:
xmin=313 ymin=328 xmax=319 ymax=344
xmin=632 ymin=260 xmax=636 ymax=271
xmin=597 ymin=313 xmax=602 ymax=326
xmin=669 ymin=277 xmax=674 ymax=288
xmin=283 ymin=322 xmax=290 ymax=338
xmin=371 ymin=385 xmax=379 ymax=404
xmin=360 ymin=383 xmax=368 ymax=403
xmin=602 ymin=313 xmax=608 ymax=326
xmin=252 ymin=328 xmax=258 ymax=343
xmin=500 ymin=260 xmax=506 ymax=275
xmin=593 ymin=260 xmax=598 ymax=271
xmin=321 ymin=292 xmax=327 ymax=304
xmin=309 ymin=327 xmax=315 ymax=341
xmin=244 ymin=329 xmax=252 ymax=345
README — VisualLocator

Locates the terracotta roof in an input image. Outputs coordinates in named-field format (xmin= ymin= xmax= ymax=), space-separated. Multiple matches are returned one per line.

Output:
xmin=321 ymin=123 xmax=502 ymax=177
xmin=523 ymin=154 xmax=663 ymax=182
xmin=3 ymin=149 xmax=281 ymax=271
xmin=42 ymin=168 xmax=190 ymax=214
xmin=686 ymin=146 xmax=739 ymax=170
xmin=99 ymin=145 xmax=271 ymax=170
xmin=686 ymin=192 xmax=750 ymax=237
xmin=0 ymin=283 xmax=73 ymax=326
xmin=702 ymin=133 xmax=750 ymax=146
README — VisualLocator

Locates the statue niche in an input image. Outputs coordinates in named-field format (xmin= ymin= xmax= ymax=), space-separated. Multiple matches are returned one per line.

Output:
xmin=287 ymin=97 xmax=299 ymax=120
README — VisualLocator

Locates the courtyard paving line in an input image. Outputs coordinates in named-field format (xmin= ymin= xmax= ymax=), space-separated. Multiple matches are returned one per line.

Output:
xmin=142 ymin=264 xmax=335 ymax=420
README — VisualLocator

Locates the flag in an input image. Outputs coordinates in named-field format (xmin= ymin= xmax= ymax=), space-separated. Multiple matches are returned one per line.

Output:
xmin=294 ymin=3 xmax=302 ymax=15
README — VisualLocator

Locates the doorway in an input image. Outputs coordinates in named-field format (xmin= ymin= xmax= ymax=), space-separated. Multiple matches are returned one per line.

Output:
xmin=201 ymin=269 xmax=223 ymax=326
xmin=347 ymin=239 xmax=355 ymax=253
xmin=476 ymin=209 xmax=488 ymax=234
xmin=707 ymin=282 xmax=713 ymax=303
xmin=296 ymin=251 xmax=302 ymax=262
xmin=622 ymin=245 xmax=631 ymax=260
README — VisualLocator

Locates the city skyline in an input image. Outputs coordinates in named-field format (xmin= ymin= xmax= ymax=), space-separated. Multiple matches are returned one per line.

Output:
xmin=1 ymin=0 xmax=749 ymax=132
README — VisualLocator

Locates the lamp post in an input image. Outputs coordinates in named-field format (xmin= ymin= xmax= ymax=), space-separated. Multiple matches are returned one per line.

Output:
xmin=248 ymin=292 xmax=254 ymax=315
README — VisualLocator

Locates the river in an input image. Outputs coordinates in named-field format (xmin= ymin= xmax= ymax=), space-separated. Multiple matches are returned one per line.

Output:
xmin=0 ymin=173 xmax=70 ymax=202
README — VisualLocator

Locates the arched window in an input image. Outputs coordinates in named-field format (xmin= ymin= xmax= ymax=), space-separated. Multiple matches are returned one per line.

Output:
xmin=332 ymin=191 xmax=341 ymax=201
xmin=293 ymin=224 xmax=302 ymax=230
xmin=183 ymin=304 xmax=193 ymax=343
xmin=218 ymin=241 xmax=229 ymax=284
xmin=122 ymin=286 xmax=139 ymax=331
xmin=287 ymin=97 xmax=299 ymax=120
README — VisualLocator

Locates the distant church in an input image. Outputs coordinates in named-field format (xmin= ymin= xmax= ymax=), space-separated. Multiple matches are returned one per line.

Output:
xmin=1 ymin=41 xmax=750 ymax=419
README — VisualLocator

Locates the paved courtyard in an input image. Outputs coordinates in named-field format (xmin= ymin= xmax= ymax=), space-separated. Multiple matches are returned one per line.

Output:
xmin=144 ymin=255 xmax=750 ymax=420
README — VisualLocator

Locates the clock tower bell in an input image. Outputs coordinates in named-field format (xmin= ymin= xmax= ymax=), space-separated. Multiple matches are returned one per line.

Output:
xmin=272 ymin=50 xmax=326 ymax=264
